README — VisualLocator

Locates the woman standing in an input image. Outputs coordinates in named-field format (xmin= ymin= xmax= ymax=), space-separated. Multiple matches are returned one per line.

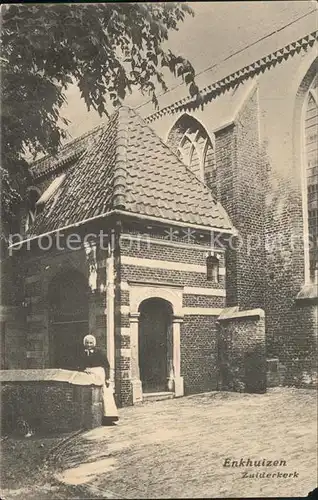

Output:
xmin=78 ymin=334 xmax=119 ymax=425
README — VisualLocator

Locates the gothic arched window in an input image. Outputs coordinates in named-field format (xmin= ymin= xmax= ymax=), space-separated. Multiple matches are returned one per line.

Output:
xmin=304 ymin=76 xmax=318 ymax=282
xmin=167 ymin=114 xmax=216 ymax=196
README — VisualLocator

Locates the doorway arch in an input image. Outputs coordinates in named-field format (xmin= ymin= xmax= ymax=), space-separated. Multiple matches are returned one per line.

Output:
xmin=138 ymin=298 xmax=173 ymax=392
xmin=48 ymin=270 xmax=89 ymax=369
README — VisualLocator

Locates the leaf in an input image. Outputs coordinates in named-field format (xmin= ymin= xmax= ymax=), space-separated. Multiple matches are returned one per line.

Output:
xmin=184 ymin=73 xmax=194 ymax=85
xmin=189 ymin=82 xmax=199 ymax=98
xmin=1 ymin=2 xmax=196 ymax=238
xmin=97 ymin=102 xmax=105 ymax=115
xmin=152 ymin=92 xmax=158 ymax=109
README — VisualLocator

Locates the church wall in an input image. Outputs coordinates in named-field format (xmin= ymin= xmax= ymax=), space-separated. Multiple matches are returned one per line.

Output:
xmin=162 ymin=88 xmax=266 ymax=313
xmin=148 ymin=45 xmax=317 ymax=386
xmin=234 ymin=87 xmax=266 ymax=310
xmin=213 ymin=88 xmax=266 ymax=312
xmin=256 ymin=51 xmax=317 ymax=385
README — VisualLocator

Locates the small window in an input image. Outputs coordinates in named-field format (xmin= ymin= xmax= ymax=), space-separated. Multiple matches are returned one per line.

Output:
xmin=206 ymin=254 xmax=219 ymax=282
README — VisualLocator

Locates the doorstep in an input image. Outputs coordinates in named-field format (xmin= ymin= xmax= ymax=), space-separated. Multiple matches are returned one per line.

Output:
xmin=142 ymin=392 xmax=174 ymax=403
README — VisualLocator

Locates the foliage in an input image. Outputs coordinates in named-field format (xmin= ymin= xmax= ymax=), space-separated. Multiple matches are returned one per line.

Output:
xmin=1 ymin=3 xmax=199 ymax=237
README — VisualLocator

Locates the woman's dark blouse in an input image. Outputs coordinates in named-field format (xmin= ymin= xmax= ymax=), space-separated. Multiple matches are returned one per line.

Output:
xmin=77 ymin=349 xmax=110 ymax=378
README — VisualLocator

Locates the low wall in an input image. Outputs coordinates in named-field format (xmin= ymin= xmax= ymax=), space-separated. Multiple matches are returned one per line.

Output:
xmin=218 ymin=308 xmax=266 ymax=393
xmin=0 ymin=369 xmax=103 ymax=435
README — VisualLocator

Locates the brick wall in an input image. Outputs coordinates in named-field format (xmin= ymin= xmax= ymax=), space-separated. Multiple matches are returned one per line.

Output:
xmin=266 ymin=358 xmax=287 ymax=388
xmin=6 ymin=243 xmax=109 ymax=370
xmin=115 ymin=225 xmax=227 ymax=403
xmin=121 ymin=265 xmax=225 ymax=289
xmin=263 ymin=58 xmax=318 ymax=385
xmin=0 ymin=307 xmax=26 ymax=369
xmin=215 ymin=88 xmax=266 ymax=311
xmin=120 ymin=237 xmax=225 ymax=267
xmin=183 ymin=294 xmax=225 ymax=308
xmin=214 ymin=125 xmax=238 ymax=307
xmin=218 ymin=311 xmax=266 ymax=393
xmin=1 ymin=374 xmax=103 ymax=434
xmin=181 ymin=315 xmax=218 ymax=394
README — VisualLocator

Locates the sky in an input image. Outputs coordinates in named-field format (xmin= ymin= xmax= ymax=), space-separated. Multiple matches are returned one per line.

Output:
xmin=60 ymin=1 xmax=317 ymax=140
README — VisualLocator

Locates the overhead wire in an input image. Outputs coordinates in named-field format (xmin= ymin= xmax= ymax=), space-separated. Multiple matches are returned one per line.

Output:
xmin=135 ymin=7 xmax=317 ymax=111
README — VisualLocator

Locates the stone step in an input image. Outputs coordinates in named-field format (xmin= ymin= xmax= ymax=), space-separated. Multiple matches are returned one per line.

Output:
xmin=142 ymin=391 xmax=174 ymax=402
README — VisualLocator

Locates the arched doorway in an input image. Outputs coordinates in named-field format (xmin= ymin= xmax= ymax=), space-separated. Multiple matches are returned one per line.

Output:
xmin=138 ymin=298 xmax=173 ymax=392
xmin=48 ymin=270 xmax=89 ymax=369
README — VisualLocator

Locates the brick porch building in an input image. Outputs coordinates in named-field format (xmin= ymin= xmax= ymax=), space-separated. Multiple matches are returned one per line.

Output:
xmin=1 ymin=6 xmax=317 ymax=409
xmin=4 ymin=106 xmax=263 ymax=406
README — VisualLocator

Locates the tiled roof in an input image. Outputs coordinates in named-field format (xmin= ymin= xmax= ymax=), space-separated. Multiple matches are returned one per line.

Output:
xmin=28 ymin=106 xmax=234 ymax=237
xmin=30 ymin=125 xmax=103 ymax=181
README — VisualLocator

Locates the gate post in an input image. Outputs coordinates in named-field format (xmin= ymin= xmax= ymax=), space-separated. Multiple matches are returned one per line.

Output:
xmin=172 ymin=315 xmax=184 ymax=397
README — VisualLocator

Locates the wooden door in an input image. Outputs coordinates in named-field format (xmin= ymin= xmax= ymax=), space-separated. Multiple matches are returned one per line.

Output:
xmin=139 ymin=298 xmax=172 ymax=392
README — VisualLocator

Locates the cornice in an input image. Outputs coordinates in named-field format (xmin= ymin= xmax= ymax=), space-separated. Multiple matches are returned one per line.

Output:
xmin=145 ymin=31 xmax=318 ymax=123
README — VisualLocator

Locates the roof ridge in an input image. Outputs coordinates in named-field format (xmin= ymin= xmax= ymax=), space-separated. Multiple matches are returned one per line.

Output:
xmin=127 ymin=106 xmax=220 ymax=205
xmin=74 ymin=108 xmax=119 ymax=171
xmin=112 ymin=106 xmax=129 ymax=210
xmin=31 ymin=123 xmax=104 ymax=169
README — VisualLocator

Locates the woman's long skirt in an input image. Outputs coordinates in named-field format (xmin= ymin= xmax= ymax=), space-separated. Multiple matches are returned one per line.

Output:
xmin=85 ymin=367 xmax=118 ymax=421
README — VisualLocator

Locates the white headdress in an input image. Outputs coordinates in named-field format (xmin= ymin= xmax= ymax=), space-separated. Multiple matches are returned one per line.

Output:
xmin=83 ymin=334 xmax=96 ymax=346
